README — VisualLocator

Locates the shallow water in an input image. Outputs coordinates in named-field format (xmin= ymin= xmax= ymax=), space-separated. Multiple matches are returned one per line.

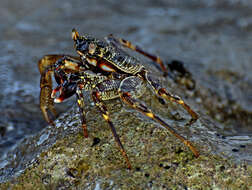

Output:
xmin=0 ymin=0 xmax=252 ymax=182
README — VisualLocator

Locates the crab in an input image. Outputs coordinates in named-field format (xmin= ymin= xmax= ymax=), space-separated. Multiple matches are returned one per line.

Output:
xmin=38 ymin=29 xmax=199 ymax=169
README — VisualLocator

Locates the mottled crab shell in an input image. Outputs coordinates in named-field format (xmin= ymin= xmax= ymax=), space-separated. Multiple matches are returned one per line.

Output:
xmin=72 ymin=29 xmax=144 ymax=75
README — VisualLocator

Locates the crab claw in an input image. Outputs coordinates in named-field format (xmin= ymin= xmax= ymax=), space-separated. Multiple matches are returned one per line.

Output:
xmin=51 ymin=85 xmax=62 ymax=99
xmin=40 ymin=85 xmax=57 ymax=126
xmin=39 ymin=69 xmax=57 ymax=125
xmin=38 ymin=55 xmax=62 ymax=126
xmin=54 ymin=82 xmax=77 ymax=103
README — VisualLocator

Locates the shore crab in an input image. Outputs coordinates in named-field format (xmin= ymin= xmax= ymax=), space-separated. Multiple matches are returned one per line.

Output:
xmin=38 ymin=29 xmax=199 ymax=169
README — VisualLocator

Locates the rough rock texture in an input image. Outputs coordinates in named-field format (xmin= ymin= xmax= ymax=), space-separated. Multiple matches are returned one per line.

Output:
xmin=0 ymin=94 xmax=251 ymax=189
xmin=0 ymin=0 xmax=252 ymax=189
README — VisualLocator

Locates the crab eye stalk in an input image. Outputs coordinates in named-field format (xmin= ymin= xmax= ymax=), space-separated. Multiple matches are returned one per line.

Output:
xmin=72 ymin=28 xmax=79 ymax=41
xmin=72 ymin=29 xmax=89 ymax=56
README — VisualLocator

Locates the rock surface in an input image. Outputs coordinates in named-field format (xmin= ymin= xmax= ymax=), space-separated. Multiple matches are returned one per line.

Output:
xmin=0 ymin=92 xmax=251 ymax=189
xmin=0 ymin=0 xmax=252 ymax=189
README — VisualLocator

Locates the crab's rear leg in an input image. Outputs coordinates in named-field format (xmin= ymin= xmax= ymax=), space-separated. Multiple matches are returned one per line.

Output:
xmin=105 ymin=35 xmax=168 ymax=76
xmin=118 ymin=76 xmax=199 ymax=157
xmin=139 ymin=70 xmax=198 ymax=125
xmin=91 ymin=89 xmax=132 ymax=169
xmin=106 ymin=35 xmax=196 ymax=89
xmin=38 ymin=55 xmax=81 ymax=125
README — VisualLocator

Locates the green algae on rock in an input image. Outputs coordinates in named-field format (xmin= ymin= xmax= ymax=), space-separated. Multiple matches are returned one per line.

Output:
xmin=0 ymin=92 xmax=251 ymax=189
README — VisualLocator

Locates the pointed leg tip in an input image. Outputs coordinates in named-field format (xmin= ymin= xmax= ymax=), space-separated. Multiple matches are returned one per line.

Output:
xmin=82 ymin=125 xmax=89 ymax=138
xmin=48 ymin=120 xmax=55 ymax=127
xmin=127 ymin=165 xmax=132 ymax=170
xmin=188 ymin=146 xmax=200 ymax=158
xmin=194 ymin=152 xmax=200 ymax=158
xmin=83 ymin=132 xmax=88 ymax=138
xmin=186 ymin=118 xmax=198 ymax=126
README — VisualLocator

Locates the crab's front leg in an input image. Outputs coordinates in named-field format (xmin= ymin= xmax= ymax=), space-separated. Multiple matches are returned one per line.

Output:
xmin=38 ymin=54 xmax=81 ymax=125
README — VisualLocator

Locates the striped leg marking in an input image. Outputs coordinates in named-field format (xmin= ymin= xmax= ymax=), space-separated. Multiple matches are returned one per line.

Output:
xmin=119 ymin=92 xmax=199 ymax=158
xmin=92 ymin=91 xmax=132 ymax=169
xmin=76 ymin=87 xmax=88 ymax=138
xmin=106 ymin=35 xmax=168 ymax=76
xmin=142 ymin=71 xmax=198 ymax=125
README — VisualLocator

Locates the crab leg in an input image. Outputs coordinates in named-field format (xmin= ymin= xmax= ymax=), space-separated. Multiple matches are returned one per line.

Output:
xmin=38 ymin=55 xmax=65 ymax=125
xmin=76 ymin=86 xmax=88 ymax=138
xmin=91 ymin=91 xmax=132 ymax=169
xmin=119 ymin=91 xmax=199 ymax=158
xmin=106 ymin=35 xmax=168 ymax=76
xmin=50 ymin=72 xmax=88 ymax=138
xmin=106 ymin=35 xmax=196 ymax=90
xmin=158 ymin=88 xmax=198 ymax=125
xmin=140 ymin=70 xmax=198 ymax=125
